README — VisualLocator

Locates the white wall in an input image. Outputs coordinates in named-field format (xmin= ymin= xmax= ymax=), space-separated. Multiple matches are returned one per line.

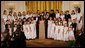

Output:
xmin=1 ymin=1 xmax=26 ymax=17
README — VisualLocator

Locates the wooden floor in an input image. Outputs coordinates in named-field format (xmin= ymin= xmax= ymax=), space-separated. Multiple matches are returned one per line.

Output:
xmin=26 ymin=39 xmax=67 ymax=47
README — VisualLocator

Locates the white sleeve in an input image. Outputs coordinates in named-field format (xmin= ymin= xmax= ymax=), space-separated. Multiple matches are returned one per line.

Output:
xmin=80 ymin=13 xmax=82 ymax=17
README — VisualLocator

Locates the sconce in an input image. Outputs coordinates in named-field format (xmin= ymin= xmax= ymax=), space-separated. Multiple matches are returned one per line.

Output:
xmin=73 ymin=1 xmax=80 ymax=12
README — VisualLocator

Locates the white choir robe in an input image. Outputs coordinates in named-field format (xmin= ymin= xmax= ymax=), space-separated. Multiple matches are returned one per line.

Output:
xmin=12 ymin=16 xmax=17 ymax=21
xmin=23 ymin=24 xmax=31 ymax=39
xmin=58 ymin=26 xmax=64 ymax=40
xmin=31 ymin=14 xmax=36 ymax=17
xmin=71 ymin=14 xmax=77 ymax=22
xmin=14 ymin=21 xmax=19 ymax=25
xmin=63 ymin=27 xmax=69 ymax=41
xmin=13 ymin=27 xmax=17 ymax=32
xmin=50 ymin=23 xmax=55 ymax=38
xmin=63 ymin=21 xmax=67 ymax=26
xmin=30 ymin=23 xmax=36 ymax=39
xmin=26 ymin=15 xmax=32 ymax=19
xmin=68 ymin=22 xmax=72 ymax=27
xmin=68 ymin=28 xmax=75 ymax=40
xmin=60 ymin=15 xmax=65 ymax=20
xmin=47 ymin=20 xmax=53 ymax=38
xmin=17 ymin=16 xmax=22 ymax=19
xmin=76 ymin=13 xmax=83 ymax=30
xmin=22 ymin=15 xmax=26 ymax=19
xmin=54 ymin=25 xmax=59 ymax=40
xmin=56 ymin=13 xmax=60 ymax=18
xmin=2 ymin=15 xmax=8 ymax=32
xmin=7 ymin=15 xmax=13 ymax=23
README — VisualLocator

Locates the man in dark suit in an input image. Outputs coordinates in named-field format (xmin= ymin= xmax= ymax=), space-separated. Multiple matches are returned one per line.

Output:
xmin=45 ymin=15 xmax=49 ymax=39
xmin=65 ymin=10 xmax=71 ymax=24
xmin=49 ymin=10 xmax=56 ymax=20
xmin=72 ymin=19 xmax=77 ymax=39
xmin=34 ymin=14 xmax=40 ymax=39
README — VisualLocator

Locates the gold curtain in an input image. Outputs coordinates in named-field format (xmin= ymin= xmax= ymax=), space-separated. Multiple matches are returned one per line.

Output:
xmin=25 ymin=1 xmax=62 ymax=13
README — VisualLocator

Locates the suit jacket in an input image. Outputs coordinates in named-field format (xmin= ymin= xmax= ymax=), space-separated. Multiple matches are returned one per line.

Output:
xmin=65 ymin=14 xmax=71 ymax=23
xmin=49 ymin=13 xmax=56 ymax=20
xmin=72 ymin=23 xmax=77 ymax=31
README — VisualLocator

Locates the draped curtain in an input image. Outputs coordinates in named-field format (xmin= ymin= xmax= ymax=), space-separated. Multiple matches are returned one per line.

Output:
xmin=25 ymin=1 xmax=62 ymax=13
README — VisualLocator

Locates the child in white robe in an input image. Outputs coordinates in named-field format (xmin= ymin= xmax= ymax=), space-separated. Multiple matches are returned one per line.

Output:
xmin=59 ymin=22 xmax=64 ymax=40
xmin=60 ymin=11 xmax=65 ymax=21
xmin=71 ymin=10 xmax=77 ymax=22
xmin=30 ymin=22 xmax=35 ymax=39
xmin=13 ymin=24 xmax=17 ymax=32
xmin=22 ymin=11 xmax=26 ymax=19
xmin=23 ymin=21 xmax=28 ymax=39
xmin=63 ymin=18 xmax=67 ymax=25
xmin=26 ymin=11 xmax=32 ymax=19
xmin=12 ymin=12 xmax=17 ymax=21
xmin=48 ymin=17 xmax=53 ymax=38
xmin=54 ymin=22 xmax=59 ymax=40
xmin=68 ymin=25 xmax=75 ymax=41
xmin=2 ymin=10 xmax=8 ymax=32
xmin=7 ymin=11 xmax=13 ymax=23
xmin=26 ymin=22 xmax=31 ymax=39
xmin=17 ymin=12 xmax=22 ymax=19
xmin=63 ymin=23 xmax=69 ymax=41
xmin=31 ymin=17 xmax=36 ymax=39
xmin=68 ymin=18 xmax=72 ymax=27
xmin=50 ymin=21 xmax=55 ymax=39
xmin=56 ymin=10 xmax=60 ymax=19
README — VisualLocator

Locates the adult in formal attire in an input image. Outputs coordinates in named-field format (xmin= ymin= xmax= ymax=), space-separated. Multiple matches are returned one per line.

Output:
xmin=72 ymin=19 xmax=77 ymax=39
xmin=76 ymin=8 xmax=83 ymax=30
xmin=45 ymin=15 xmax=49 ymax=39
xmin=49 ymin=10 xmax=56 ymax=20
xmin=39 ymin=16 xmax=45 ymax=39
xmin=65 ymin=10 xmax=71 ymax=24
xmin=34 ymin=14 xmax=40 ymax=39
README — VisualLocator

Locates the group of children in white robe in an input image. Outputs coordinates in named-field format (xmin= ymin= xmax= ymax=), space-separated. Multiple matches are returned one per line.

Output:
xmin=23 ymin=19 xmax=36 ymax=40
xmin=48 ymin=17 xmax=75 ymax=41
xmin=2 ymin=9 xmax=82 ymax=41
xmin=23 ymin=22 xmax=36 ymax=39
